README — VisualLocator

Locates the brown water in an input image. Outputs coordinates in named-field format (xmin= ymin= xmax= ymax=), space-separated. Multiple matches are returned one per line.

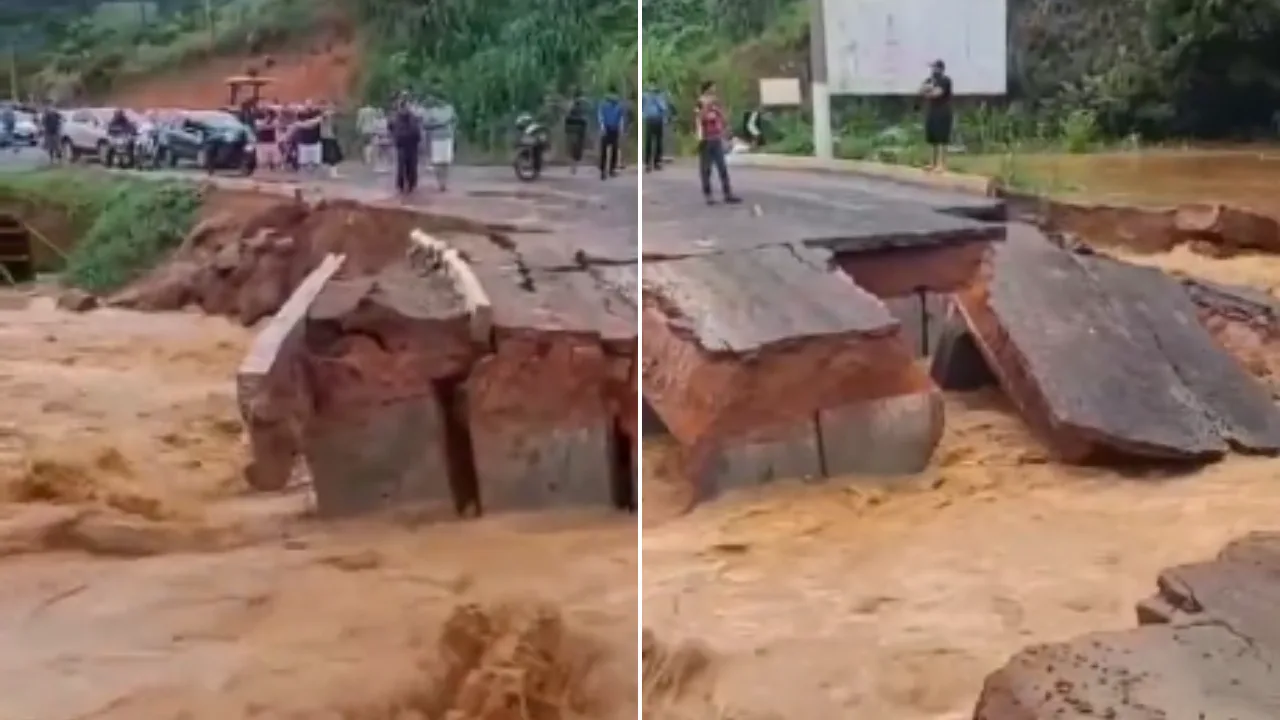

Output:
xmin=641 ymin=238 xmax=1280 ymax=720
xmin=0 ymin=294 xmax=638 ymax=720
xmin=962 ymin=148 xmax=1280 ymax=211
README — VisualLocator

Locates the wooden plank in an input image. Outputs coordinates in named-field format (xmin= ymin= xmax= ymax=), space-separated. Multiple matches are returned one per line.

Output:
xmin=408 ymin=229 xmax=494 ymax=346
xmin=236 ymin=252 xmax=344 ymax=491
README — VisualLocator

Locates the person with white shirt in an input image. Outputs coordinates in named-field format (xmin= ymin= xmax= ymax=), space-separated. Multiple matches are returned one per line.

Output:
xmin=421 ymin=95 xmax=456 ymax=191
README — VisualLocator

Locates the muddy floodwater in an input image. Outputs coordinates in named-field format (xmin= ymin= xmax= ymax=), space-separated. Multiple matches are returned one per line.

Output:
xmin=0 ymin=294 xmax=637 ymax=720
xmin=961 ymin=147 xmax=1280 ymax=211
xmin=641 ymin=236 xmax=1280 ymax=720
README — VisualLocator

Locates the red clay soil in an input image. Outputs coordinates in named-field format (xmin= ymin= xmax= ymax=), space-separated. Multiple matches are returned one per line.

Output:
xmin=1022 ymin=195 xmax=1280 ymax=256
xmin=109 ymin=188 xmax=472 ymax=325
xmin=106 ymin=34 xmax=357 ymax=110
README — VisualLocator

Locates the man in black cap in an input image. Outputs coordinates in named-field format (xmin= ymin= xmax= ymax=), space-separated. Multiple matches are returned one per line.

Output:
xmin=920 ymin=59 xmax=953 ymax=171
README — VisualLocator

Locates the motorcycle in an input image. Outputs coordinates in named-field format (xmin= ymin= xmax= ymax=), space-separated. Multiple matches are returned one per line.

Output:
xmin=104 ymin=133 xmax=137 ymax=169
xmin=512 ymin=113 xmax=549 ymax=182
xmin=134 ymin=130 xmax=162 ymax=170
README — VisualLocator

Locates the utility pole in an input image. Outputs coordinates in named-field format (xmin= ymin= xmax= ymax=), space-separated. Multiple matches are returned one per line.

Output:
xmin=809 ymin=0 xmax=833 ymax=159
xmin=204 ymin=0 xmax=215 ymax=47
xmin=7 ymin=43 xmax=17 ymax=102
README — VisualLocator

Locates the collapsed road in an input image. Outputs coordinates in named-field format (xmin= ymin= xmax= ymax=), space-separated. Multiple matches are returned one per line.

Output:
xmin=642 ymin=166 xmax=1005 ymax=496
xmin=642 ymin=164 xmax=1280 ymax=500
xmin=114 ymin=166 xmax=641 ymax=517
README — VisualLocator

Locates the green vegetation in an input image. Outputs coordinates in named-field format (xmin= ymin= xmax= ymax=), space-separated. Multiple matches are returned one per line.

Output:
xmin=5 ymin=0 xmax=319 ymax=102
xmin=0 ymin=170 xmax=200 ymax=292
xmin=645 ymin=0 xmax=1280 ymax=159
xmin=353 ymin=0 xmax=636 ymax=147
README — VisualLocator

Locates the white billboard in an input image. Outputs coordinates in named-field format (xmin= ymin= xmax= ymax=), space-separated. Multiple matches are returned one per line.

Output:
xmin=823 ymin=0 xmax=1008 ymax=96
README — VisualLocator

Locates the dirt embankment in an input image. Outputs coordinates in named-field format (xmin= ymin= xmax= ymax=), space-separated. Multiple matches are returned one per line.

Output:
xmin=105 ymin=17 xmax=357 ymax=110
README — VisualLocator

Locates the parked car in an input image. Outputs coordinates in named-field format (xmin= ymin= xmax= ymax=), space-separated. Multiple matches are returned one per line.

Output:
xmin=157 ymin=110 xmax=253 ymax=170
xmin=13 ymin=112 xmax=38 ymax=146
xmin=61 ymin=107 xmax=152 ymax=163
xmin=0 ymin=104 xmax=37 ymax=147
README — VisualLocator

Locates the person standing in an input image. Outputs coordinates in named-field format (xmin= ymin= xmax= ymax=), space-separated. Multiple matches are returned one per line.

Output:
xmin=0 ymin=104 xmax=14 ymax=150
xmin=390 ymin=97 xmax=421 ymax=196
xmin=597 ymin=89 xmax=624 ymax=180
xmin=293 ymin=100 xmax=324 ymax=172
xmin=422 ymin=94 xmax=456 ymax=191
xmin=641 ymin=83 xmax=669 ymax=171
xmin=921 ymin=59 xmax=954 ymax=172
xmin=695 ymin=81 xmax=740 ymax=205
xmin=319 ymin=102 xmax=343 ymax=178
xmin=563 ymin=89 xmax=590 ymax=174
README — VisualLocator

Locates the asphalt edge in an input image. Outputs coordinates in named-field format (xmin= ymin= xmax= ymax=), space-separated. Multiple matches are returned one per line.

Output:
xmin=726 ymin=152 xmax=999 ymax=197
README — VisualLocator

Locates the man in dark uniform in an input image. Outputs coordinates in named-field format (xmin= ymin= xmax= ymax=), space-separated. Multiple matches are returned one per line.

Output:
xmin=921 ymin=59 xmax=954 ymax=172
xmin=390 ymin=95 xmax=421 ymax=195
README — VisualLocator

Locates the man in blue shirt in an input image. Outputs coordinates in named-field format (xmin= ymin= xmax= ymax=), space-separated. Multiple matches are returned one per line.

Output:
xmin=641 ymin=83 xmax=670 ymax=172
xmin=597 ymin=89 xmax=625 ymax=180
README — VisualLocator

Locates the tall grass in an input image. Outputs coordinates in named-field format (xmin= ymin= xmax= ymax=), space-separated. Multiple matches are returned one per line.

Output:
xmin=355 ymin=0 xmax=636 ymax=148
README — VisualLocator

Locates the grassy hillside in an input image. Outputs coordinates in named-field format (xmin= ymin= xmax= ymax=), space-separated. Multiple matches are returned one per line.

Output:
xmin=10 ymin=0 xmax=636 ymax=150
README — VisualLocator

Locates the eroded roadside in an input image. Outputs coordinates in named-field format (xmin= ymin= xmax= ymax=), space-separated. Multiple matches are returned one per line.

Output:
xmin=0 ymin=169 xmax=639 ymax=720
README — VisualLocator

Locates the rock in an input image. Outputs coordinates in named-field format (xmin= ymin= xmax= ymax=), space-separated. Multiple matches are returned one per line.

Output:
xmin=55 ymin=288 xmax=98 ymax=313
xmin=953 ymin=225 xmax=1280 ymax=462
xmin=974 ymin=533 xmax=1280 ymax=720
xmin=642 ymin=244 xmax=940 ymax=496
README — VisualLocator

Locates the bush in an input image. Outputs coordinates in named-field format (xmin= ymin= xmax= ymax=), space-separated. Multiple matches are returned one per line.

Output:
xmin=0 ymin=169 xmax=200 ymax=292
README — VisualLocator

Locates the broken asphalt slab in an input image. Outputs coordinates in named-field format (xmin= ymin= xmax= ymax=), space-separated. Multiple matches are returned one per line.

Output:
xmin=974 ymin=532 xmax=1280 ymax=720
xmin=954 ymin=225 xmax=1280 ymax=462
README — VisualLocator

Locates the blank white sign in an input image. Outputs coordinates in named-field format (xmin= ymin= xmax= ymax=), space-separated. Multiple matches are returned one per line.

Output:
xmin=759 ymin=78 xmax=803 ymax=106
xmin=823 ymin=0 xmax=1008 ymax=96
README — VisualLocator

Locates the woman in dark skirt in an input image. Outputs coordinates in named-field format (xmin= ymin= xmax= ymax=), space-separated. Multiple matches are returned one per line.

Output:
xmin=920 ymin=59 xmax=954 ymax=172
xmin=319 ymin=105 xmax=344 ymax=177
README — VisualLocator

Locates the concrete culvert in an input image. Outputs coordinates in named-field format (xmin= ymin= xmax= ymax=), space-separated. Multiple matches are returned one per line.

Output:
xmin=0 ymin=215 xmax=35 ymax=285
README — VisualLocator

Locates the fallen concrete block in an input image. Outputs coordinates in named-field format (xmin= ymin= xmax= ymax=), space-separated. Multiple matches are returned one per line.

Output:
xmin=467 ymin=264 xmax=635 ymax=513
xmin=236 ymin=253 xmax=345 ymax=491
xmin=954 ymin=228 xmax=1280 ymax=462
xmin=817 ymin=391 xmax=944 ymax=476
xmin=301 ymin=260 xmax=477 ymax=516
xmin=974 ymin=532 xmax=1280 ymax=720
xmin=642 ymin=244 xmax=940 ymax=495
xmin=698 ymin=420 xmax=824 ymax=498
